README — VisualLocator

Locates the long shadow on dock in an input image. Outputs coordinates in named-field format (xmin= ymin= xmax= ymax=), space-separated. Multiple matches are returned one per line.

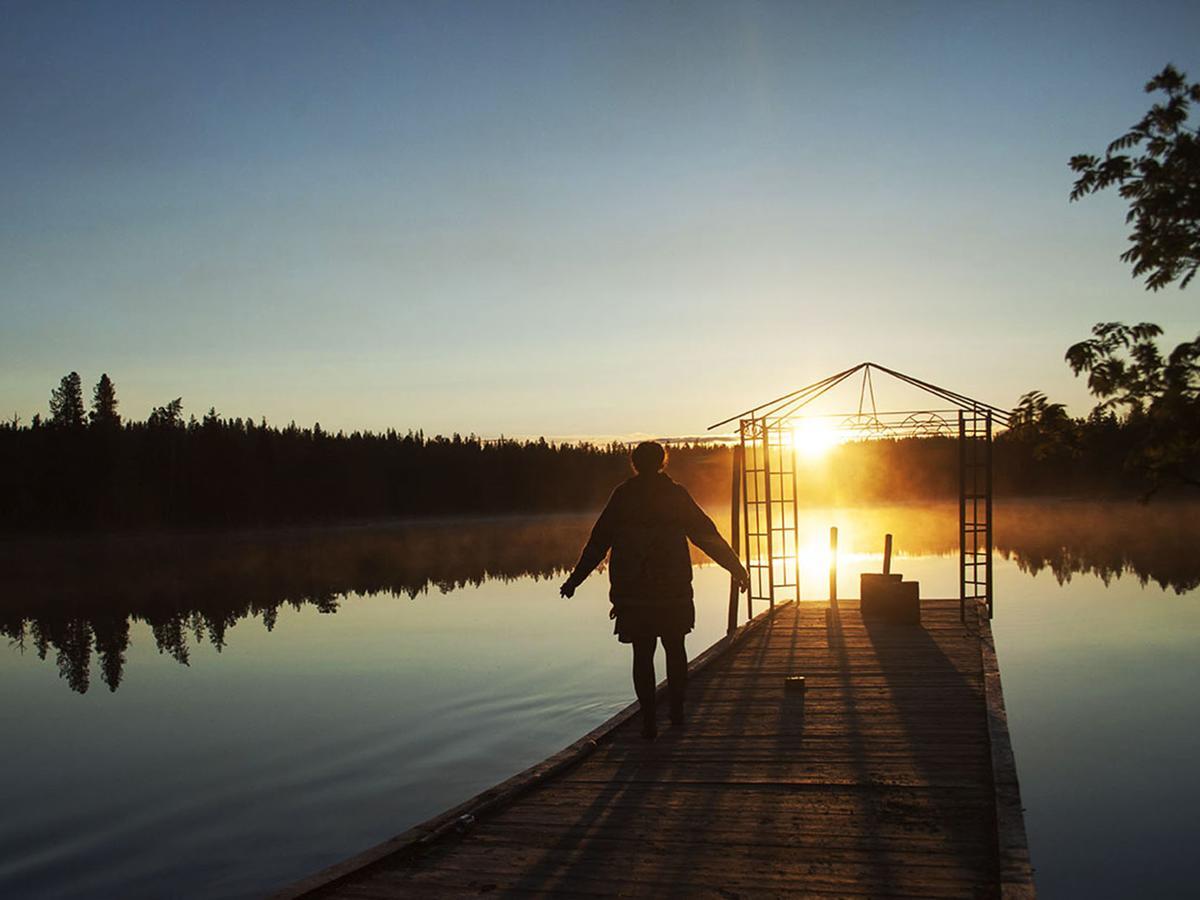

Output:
xmin=500 ymin=621 xmax=777 ymax=895
xmin=856 ymin=606 xmax=999 ymax=896
xmin=823 ymin=605 xmax=909 ymax=894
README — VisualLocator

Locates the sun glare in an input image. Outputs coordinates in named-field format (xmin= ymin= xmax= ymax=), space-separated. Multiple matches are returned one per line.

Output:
xmin=790 ymin=420 xmax=842 ymax=460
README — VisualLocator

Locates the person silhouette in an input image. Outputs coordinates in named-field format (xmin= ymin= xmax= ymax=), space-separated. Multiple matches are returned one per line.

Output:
xmin=561 ymin=441 xmax=750 ymax=739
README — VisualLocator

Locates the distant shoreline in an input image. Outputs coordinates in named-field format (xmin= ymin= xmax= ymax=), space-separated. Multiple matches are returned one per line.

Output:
xmin=5 ymin=489 xmax=1197 ymax=545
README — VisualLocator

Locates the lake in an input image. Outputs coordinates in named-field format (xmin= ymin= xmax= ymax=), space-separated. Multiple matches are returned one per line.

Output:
xmin=2 ymin=501 xmax=1198 ymax=899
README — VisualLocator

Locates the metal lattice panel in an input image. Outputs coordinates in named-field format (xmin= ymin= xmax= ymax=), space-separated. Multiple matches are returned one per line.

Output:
xmin=959 ymin=409 xmax=994 ymax=620
xmin=739 ymin=418 xmax=800 ymax=610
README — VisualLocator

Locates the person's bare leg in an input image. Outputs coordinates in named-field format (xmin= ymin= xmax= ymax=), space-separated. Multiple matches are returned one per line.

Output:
xmin=662 ymin=633 xmax=688 ymax=727
xmin=631 ymin=636 xmax=658 ymax=738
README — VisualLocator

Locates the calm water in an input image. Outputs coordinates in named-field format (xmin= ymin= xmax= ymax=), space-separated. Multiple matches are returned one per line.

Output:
xmin=2 ymin=502 xmax=1198 ymax=899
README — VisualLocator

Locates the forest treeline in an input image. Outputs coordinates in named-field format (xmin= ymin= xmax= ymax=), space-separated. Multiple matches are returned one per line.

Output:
xmin=1 ymin=372 xmax=733 ymax=531
xmin=2 ymin=369 xmax=1195 ymax=533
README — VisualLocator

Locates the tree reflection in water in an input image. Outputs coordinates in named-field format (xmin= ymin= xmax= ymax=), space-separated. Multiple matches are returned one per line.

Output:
xmin=3 ymin=502 xmax=1197 ymax=693
xmin=1 ymin=515 xmax=594 ymax=694
xmin=998 ymin=501 xmax=1200 ymax=594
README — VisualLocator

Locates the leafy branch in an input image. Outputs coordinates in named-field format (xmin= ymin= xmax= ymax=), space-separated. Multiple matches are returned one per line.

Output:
xmin=1070 ymin=65 xmax=1200 ymax=290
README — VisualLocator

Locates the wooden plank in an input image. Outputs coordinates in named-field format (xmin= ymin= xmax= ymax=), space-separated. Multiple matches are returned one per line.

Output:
xmin=362 ymin=856 xmax=1000 ymax=899
xmin=488 ymin=813 xmax=998 ymax=854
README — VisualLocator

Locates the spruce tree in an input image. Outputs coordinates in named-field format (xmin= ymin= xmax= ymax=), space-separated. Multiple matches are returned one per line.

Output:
xmin=90 ymin=373 xmax=121 ymax=428
xmin=48 ymin=372 xmax=86 ymax=428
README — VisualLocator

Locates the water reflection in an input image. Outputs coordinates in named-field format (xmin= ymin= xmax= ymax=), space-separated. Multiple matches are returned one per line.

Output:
xmin=4 ymin=502 xmax=1197 ymax=693
xmin=998 ymin=501 xmax=1200 ymax=593
xmin=1 ymin=515 xmax=595 ymax=694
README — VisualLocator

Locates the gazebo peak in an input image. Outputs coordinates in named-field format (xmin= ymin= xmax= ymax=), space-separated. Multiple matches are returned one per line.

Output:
xmin=707 ymin=362 xmax=1011 ymax=431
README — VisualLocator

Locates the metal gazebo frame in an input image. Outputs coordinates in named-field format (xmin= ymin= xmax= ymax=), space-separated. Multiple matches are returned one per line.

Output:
xmin=708 ymin=363 xmax=1011 ymax=627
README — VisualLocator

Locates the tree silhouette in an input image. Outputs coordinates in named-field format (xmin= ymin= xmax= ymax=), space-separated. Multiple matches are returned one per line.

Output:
xmin=1070 ymin=64 xmax=1200 ymax=290
xmin=1065 ymin=322 xmax=1200 ymax=490
xmin=90 ymin=373 xmax=121 ymax=428
xmin=1008 ymin=391 xmax=1075 ymax=461
xmin=148 ymin=397 xmax=184 ymax=428
xmin=48 ymin=372 xmax=85 ymax=428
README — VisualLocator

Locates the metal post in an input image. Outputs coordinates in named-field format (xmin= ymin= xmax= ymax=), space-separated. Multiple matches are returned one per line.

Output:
xmin=790 ymin=435 xmax=801 ymax=604
xmin=727 ymin=444 xmax=743 ymax=635
xmin=958 ymin=410 xmax=966 ymax=623
xmin=740 ymin=420 xmax=753 ymax=623
xmin=985 ymin=412 xmax=994 ymax=619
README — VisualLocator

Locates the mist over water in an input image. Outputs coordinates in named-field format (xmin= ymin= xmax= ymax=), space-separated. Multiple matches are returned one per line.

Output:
xmin=2 ymin=501 xmax=1198 ymax=898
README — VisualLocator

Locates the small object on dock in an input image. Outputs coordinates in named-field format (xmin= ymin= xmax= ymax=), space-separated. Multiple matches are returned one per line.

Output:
xmin=784 ymin=674 xmax=806 ymax=692
xmin=862 ymin=574 xmax=921 ymax=625
xmin=882 ymin=532 xmax=893 ymax=575
xmin=454 ymin=814 xmax=475 ymax=833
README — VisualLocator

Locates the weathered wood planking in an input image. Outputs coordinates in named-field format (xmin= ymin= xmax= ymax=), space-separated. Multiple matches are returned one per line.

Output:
xmin=274 ymin=599 xmax=1034 ymax=899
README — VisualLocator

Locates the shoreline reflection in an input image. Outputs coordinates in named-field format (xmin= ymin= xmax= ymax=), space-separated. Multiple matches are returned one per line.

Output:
xmin=3 ymin=501 xmax=1197 ymax=693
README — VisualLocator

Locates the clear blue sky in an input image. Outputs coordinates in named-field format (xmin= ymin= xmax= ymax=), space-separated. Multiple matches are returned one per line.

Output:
xmin=2 ymin=1 xmax=1197 ymax=438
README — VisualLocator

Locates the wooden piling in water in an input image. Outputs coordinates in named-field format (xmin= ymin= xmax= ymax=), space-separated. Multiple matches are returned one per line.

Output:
xmin=829 ymin=525 xmax=839 ymax=608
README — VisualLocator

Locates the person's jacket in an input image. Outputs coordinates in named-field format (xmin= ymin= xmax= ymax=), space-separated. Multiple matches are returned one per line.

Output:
xmin=565 ymin=471 xmax=743 ymax=603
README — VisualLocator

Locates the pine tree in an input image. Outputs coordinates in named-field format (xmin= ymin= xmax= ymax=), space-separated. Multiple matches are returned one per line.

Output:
xmin=148 ymin=398 xmax=184 ymax=428
xmin=48 ymin=372 xmax=86 ymax=428
xmin=90 ymin=373 xmax=121 ymax=428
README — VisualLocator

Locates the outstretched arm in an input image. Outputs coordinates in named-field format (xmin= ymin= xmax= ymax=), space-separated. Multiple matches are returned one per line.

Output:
xmin=680 ymin=487 xmax=750 ymax=589
xmin=560 ymin=494 xmax=618 ymax=598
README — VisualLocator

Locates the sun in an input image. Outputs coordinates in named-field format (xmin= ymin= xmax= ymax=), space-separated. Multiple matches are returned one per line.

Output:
xmin=790 ymin=419 xmax=842 ymax=460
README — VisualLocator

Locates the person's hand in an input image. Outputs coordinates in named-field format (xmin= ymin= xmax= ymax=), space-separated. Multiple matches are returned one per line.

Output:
xmin=735 ymin=567 xmax=751 ymax=594
xmin=560 ymin=580 xmax=575 ymax=599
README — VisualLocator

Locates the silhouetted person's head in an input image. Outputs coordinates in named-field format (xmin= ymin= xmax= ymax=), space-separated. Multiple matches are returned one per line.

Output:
xmin=631 ymin=441 xmax=667 ymax=475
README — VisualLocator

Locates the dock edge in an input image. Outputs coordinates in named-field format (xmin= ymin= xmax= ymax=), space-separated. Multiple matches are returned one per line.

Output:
xmin=976 ymin=598 xmax=1037 ymax=898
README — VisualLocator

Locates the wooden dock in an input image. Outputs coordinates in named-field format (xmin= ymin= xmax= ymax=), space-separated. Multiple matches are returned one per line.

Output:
xmin=274 ymin=599 xmax=1034 ymax=899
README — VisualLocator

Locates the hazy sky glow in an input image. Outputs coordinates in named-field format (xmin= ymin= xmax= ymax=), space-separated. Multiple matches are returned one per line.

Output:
xmin=3 ymin=1 xmax=1198 ymax=438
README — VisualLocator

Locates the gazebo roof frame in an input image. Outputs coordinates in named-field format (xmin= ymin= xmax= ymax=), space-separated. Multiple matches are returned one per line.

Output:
xmin=707 ymin=362 xmax=1011 ymax=433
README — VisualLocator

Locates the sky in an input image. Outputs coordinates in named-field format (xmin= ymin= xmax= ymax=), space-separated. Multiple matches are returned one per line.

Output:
xmin=2 ymin=0 xmax=1198 ymax=439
